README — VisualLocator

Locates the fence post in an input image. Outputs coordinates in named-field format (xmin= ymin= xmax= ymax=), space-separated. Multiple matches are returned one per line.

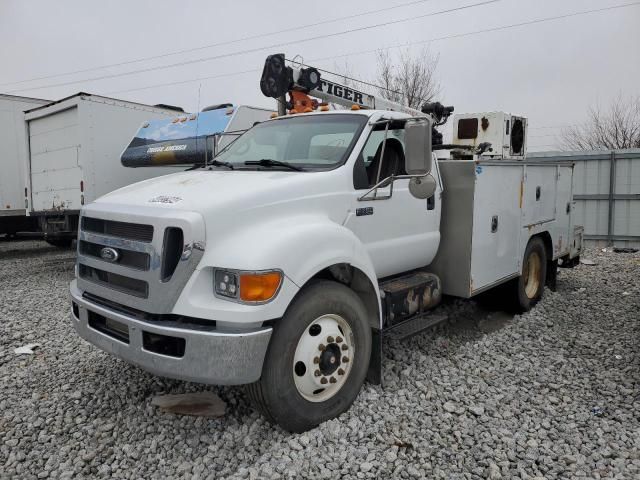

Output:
xmin=607 ymin=150 xmax=617 ymax=246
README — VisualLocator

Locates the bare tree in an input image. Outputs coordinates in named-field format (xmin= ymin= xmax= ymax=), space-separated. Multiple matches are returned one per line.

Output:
xmin=561 ymin=95 xmax=640 ymax=151
xmin=375 ymin=48 xmax=441 ymax=109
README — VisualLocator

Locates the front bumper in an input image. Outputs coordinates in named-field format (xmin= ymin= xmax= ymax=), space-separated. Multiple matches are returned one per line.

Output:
xmin=70 ymin=280 xmax=272 ymax=385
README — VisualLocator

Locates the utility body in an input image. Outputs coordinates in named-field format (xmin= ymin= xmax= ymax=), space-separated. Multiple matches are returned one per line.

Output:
xmin=69 ymin=54 xmax=583 ymax=432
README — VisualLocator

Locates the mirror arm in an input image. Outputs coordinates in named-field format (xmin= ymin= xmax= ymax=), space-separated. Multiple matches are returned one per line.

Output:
xmin=358 ymin=173 xmax=429 ymax=201
xmin=373 ymin=121 xmax=391 ymax=197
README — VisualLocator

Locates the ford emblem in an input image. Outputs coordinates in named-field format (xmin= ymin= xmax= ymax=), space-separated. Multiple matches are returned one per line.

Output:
xmin=100 ymin=247 xmax=120 ymax=263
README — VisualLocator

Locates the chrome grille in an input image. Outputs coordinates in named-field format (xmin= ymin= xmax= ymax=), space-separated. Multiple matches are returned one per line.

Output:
xmin=79 ymin=264 xmax=149 ymax=298
xmin=82 ymin=217 xmax=153 ymax=242
xmin=79 ymin=240 xmax=150 ymax=270
xmin=76 ymin=209 xmax=205 ymax=314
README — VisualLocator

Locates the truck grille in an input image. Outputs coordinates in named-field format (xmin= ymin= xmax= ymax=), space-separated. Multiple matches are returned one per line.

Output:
xmin=79 ymin=240 xmax=151 ymax=270
xmin=79 ymin=264 xmax=149 ymax=298
xmin=82 ymin=216 xmax=153 ymax=242
xmin=76 ymin=211 xmax=204 ymax=314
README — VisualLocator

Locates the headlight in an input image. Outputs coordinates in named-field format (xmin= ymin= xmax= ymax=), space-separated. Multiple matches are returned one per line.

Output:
xmin=214 ymin=269 xmax=283 ymax=303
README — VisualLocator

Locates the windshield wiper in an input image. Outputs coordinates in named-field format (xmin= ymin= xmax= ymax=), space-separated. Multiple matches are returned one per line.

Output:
xmin=207 ymin=160 xmax=234 ymax=170
xmin=187 ymin=159 xmax=235 ymax=170
xmin=244 ymin=159 xmax=304 ymax=171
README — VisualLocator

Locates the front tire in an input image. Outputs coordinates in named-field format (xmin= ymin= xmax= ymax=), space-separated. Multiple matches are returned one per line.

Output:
xmin=246 ymin=280 xmax=372 ymax=433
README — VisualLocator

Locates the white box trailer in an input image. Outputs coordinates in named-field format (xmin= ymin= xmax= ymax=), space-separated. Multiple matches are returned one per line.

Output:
xmin=0 ymin=94 xmax=49 ymax=236
xmin=24 ymin=93 xmax=186 ymax=245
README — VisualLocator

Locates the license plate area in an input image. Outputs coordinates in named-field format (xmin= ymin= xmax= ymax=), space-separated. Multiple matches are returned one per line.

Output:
xmin=88 ymin=311 xmax=130 ymax=344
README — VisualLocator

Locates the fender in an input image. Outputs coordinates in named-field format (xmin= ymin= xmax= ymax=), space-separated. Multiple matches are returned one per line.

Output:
xmin=195 ymin=214 xmax=383 ymax=327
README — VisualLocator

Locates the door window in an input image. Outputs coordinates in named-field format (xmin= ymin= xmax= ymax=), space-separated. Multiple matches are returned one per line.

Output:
xmin=354 ymin=126 xmax=406 ymax=189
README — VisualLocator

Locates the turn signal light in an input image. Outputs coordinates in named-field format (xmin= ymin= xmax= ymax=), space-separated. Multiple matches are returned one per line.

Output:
xmin=239 ymin=272 xmax=282 ymax=302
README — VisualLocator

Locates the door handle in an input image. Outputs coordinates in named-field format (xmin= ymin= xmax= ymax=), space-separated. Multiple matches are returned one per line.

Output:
xmin=427 ymin=195 xmax=435 ymax=211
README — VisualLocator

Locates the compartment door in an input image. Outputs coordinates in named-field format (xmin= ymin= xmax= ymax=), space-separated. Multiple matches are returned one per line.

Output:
xmin=470 ymin=164 xmax=522 ymax=292
xmin=522 ymin=165 xmax=557 ymax=226
xmin=554 ymin=165 xmax=573 ymax=256
xmin=28 ymin=107 xmax=82 ymax=212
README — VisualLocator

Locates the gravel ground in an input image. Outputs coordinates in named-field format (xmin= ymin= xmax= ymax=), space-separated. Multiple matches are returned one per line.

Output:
xmin=1 ymin=239 xmax=639 ymax=479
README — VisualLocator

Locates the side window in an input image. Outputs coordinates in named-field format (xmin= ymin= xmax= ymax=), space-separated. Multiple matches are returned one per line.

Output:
xmin=353 ymin=127 xmax=406 ymax=189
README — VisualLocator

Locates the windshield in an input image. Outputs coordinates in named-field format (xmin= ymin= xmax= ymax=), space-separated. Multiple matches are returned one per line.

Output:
xmin=214 ymin=114 xmax=367 ymax=170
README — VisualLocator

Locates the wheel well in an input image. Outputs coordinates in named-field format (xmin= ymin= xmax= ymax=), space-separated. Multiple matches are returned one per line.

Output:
xmin=533 ymin=231 xmax=553 ymax=262
xmin=305 ymin=264 xmax=380 ymax=329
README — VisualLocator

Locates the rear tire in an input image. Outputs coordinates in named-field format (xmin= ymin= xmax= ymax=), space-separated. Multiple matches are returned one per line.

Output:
xmin=246 ymin=280 xmax=371 ymax=433
xmin=515 ymin=236 xmax=547 ymax=312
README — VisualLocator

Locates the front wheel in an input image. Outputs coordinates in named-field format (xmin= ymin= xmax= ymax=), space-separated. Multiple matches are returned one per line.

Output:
xmin=246 ymin=280 xmax=372 ymax=433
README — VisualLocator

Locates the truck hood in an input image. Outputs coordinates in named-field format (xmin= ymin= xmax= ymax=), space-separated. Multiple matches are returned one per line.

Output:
xmin=93 ymin=170 xmax=331 ymax=213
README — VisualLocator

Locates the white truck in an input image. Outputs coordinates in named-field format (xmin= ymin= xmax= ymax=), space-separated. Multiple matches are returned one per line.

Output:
xmin=0 ymin=94 xmax=48 ymax=237
xmin=69 ymin=54 xmax=583 ymax=432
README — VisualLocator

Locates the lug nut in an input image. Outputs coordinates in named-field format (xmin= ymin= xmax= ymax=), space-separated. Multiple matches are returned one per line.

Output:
xmin=342 ymin=356 xmax=349 ymax=363
xmin=318 ymin=344 xmax=326 ymax=351
xmin=338 ymin=368 xmax=345 ymax=375
xmin=313 ymin=356 xmax=320 ymax=364
xmin=320 ymin=377 xmax=328 ymax=384
xmin=314 ymin=370 xmax=321 ymax=377
xmin=329 ymin=377 xmax=337 ymax=384
xmin=327 ymin=336 xmax=335 ymax=343
xmin=341 ymin=344 xmax=348 ymax=351
xmin=336 ymin=336 xmax=343 ymax=343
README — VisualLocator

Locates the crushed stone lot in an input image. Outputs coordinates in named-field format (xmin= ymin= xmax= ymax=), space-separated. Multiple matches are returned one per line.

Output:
xmin=1 ymin=239 xmax=639 ymax=479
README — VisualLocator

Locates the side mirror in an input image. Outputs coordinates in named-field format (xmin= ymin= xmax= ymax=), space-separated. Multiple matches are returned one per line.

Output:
xmin=409 ymin=174 xmax=437 ymax=199
xmin=404 ymin=118 xmax=433 ymax=175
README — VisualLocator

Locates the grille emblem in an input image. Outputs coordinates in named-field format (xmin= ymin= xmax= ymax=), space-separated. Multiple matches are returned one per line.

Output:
xmin=100 ymin=247 xmax=120 ymax=263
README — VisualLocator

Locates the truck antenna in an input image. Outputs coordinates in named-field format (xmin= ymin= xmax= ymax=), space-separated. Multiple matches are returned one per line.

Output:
xmin=195 ymin=83 xmax=204 ymax=167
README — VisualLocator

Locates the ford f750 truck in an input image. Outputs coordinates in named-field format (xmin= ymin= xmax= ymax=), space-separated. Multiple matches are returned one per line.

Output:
xmin=69 ymin=54 xmax=583 ymax=432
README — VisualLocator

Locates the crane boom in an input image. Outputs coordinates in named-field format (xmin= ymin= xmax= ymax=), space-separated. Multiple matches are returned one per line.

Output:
xmin=260 ymin=53 xmax=422 ymax=116
xmin=296 ymin=68 xmax=422 ymax=116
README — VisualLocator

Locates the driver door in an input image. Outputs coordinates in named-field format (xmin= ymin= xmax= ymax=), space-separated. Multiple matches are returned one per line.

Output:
xmin=343 ymin=124 xmax=440 ymax=278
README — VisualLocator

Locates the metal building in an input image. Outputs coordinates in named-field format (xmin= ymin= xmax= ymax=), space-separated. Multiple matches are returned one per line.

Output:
xmin=528 ymin=149 xmax=640 ymax=247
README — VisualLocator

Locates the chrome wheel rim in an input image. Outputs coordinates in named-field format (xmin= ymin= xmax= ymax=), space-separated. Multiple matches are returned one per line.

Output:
xmin=292 ymin=314 xmax=354 ymax=402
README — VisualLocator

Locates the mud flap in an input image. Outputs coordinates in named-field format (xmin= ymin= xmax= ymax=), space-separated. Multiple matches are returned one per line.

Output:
xmin=546 ymin=259 xmax=558 ymax=291
xmin=366 ymin=328 xmax=383 ymax=386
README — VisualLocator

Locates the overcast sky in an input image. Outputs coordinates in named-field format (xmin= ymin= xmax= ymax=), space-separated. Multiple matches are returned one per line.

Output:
xmin=1 ymin=0 xmax=639 ymax=150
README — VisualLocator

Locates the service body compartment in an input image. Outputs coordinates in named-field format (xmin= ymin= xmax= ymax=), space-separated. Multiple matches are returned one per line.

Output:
xmin=428 ymin=159 xmax=578 ymax=298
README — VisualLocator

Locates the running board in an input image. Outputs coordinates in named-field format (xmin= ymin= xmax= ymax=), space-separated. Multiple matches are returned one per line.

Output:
xmin=384 ymin=313 xmax=448 ymax=341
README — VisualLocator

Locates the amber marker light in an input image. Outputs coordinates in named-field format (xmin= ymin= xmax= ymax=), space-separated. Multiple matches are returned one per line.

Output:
xmin=239 ymin=271 xmax=283 ymax=302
